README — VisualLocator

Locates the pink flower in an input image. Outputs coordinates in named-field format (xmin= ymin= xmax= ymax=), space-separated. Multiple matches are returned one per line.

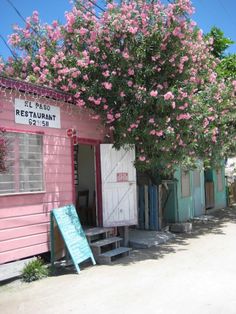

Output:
xmin=156 ymin=130 xmax=163 ymax=137
xmin=122 ymin=52 xmax=130 ymax=59
xmin=103 ymin=82 xmax=112 ymax=90
xmin=115 ymin=113 xmax=121 ymax=119
xmin=149 ymin=130 xmax=156 ymax=135
xmin=150 ymin=90 xmax=158 ymax=97
xmin=176 ymin=113 xmax=191 ymax=120
xmin=79 ymin=28 xmax=88 ymax=36
xmin=164 ymin=92 xmax=174 ymax=100
xmin=102 ymin=71 xmax=110 ymax=77
xmin=128 ymin=26 xmax=138 ymax=34
xmin=139 ymin=156 xmax=146 ymax=162
xmin=127 ymin=80 xmax=133 ymax=87
xmin=120 ymin=91 xmax=126 ymax=97
xmin=128 ymin=68 xmax=134 ymax=76
xmin=149 ymin=118 xmax=155 ymax=124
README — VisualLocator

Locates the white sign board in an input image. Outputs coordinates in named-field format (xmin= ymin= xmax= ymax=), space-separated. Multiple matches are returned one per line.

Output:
xmin=15 ymin=98 xmax=61 ymax=128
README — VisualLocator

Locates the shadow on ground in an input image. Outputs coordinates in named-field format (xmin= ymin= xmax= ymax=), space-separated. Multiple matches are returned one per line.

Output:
xmin=113 ymin=206 xmax=236 ymax=266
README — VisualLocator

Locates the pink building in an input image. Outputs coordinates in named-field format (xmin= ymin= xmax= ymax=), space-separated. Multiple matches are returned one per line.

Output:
xmin=0 ymin=77 xmax=137 ymax=265
xmin=0 ymin=76 xmax=106 ymax=264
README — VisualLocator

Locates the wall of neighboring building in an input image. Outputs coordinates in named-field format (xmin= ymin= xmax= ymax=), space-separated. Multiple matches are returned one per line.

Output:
xmin=163 ymin=163 xmax=205 ymax=223
xmin=0 ymin=88 xmax=105 ymax=264
xmin=213 ymin=166 xmax=227 ymax=210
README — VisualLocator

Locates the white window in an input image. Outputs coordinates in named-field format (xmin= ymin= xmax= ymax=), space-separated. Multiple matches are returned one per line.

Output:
xmin=181 ymin=170 xmax=190 ymax=197
xmin=0 ymin=132 xmax=44 ymax=195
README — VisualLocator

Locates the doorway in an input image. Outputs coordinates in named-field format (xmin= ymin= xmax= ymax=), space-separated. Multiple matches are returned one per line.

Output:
xmin=74 ymin=143 xmax=97 ymax=226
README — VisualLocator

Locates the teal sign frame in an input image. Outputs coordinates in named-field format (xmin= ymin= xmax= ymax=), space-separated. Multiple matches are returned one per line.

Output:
xmin=50 ymin=204 xmax=96 ymax=273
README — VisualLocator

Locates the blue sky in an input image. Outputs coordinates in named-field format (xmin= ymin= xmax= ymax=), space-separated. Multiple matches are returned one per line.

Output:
xmin=0 ymin=0 xmax=235 ymax=60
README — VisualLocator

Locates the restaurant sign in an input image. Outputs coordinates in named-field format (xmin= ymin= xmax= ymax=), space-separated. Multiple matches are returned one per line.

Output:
xmin=15 ymin=98 xmax=61 ymax=128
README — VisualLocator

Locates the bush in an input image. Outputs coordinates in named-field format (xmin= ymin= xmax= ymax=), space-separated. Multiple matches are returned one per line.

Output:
xmin=21 ymin=258 xmax=49 ymax=283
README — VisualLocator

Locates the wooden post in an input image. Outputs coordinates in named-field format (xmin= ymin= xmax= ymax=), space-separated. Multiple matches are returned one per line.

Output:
xmin=50 ymin=212 xmax=55 ymax=274
xmin=119 ymin=226 xmax=129 ymax=246
xmin=144 ymin=185 xmax=149 ymax=230
xmin=123 ymin=226 xmax=129 ymax=247
xmin=158 ymin=185 xmax=162 ymax=230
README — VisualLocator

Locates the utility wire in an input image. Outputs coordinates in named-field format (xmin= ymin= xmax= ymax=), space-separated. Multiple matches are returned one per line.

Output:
xmin=0 ymin=33 xmax=18 ymax=61
xmin=74 ymin=0 xmax=101 ymax=18
xmin=87 ymin=0 xmax=105 ymax=12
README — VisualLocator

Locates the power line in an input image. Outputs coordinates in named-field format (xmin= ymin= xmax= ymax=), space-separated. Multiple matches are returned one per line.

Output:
xmin=0 ymin=34 xmax=18 ymax=61
xmin=74 ymin=0 xmax=101 ymax=19
xmin=87 ymin=0 xmax=105 ymax=13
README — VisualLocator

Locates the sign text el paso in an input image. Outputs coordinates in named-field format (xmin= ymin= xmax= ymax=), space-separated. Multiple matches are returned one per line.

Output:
xmin=15 ymin=98 xmax=61 ymax=128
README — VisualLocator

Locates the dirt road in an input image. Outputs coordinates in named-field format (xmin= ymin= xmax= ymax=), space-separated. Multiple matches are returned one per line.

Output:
xmin=1 ymin=208 xmax=236 ymax=314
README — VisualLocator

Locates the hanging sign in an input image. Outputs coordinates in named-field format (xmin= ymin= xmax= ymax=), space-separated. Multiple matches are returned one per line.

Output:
xmin=15 ymin=98 xmax=61 ymax=128
xmin=117 ymin=172 xmax=129 ymax=182
xmin=50 ymin=205 xmax=96 ymax=274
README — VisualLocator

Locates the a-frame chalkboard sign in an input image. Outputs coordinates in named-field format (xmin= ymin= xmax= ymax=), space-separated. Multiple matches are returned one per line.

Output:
xmin=50 ymin=205 xmax=96 ymax=273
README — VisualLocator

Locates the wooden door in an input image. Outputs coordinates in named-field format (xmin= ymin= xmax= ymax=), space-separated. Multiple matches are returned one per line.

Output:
xmin=100 ymin=144 xmax=137 ymax=227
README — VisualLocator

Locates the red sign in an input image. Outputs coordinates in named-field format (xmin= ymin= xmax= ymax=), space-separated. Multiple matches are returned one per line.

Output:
xmin=66 ymin=128 xmax=76 ymax=137
xmin=117 ymin=172 xmax=128 ymax=182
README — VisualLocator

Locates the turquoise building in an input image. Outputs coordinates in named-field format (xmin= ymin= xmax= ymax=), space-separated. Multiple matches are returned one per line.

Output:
xmin=163 ymin=163 xmax=226 ymax=224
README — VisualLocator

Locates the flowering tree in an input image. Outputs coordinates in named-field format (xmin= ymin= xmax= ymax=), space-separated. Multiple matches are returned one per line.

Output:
xmin=2 ymin=0 xmax=236 ymax=177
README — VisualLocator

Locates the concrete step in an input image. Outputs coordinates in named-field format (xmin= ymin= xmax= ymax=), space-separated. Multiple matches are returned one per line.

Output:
xmin=90 ymin=237 xmax=122 ymax=248
xmin=97 ymin=247 xmax=131 ymax=265
xmin=90 ymin=237 xmax=122 ymax=256
xmin=84 ymin=227 xmax=113 ymax=243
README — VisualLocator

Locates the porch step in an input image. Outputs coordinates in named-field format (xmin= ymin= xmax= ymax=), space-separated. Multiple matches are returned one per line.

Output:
xmin=90 ymin=237 xmax=122 ymax=256
xmin=96 ymin=247 xmax=131 ymax=265
xmin=90 ymin=236 xmax=122 ymax=248
xmin=84 ymin=227 xmax=113 ymax=243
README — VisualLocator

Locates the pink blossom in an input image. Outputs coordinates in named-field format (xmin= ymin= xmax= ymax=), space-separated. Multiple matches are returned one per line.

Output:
xmin=115 ymin=113 xmax=121 ymax=119
xmin=176 ymin=113 xmax=191 ymax=120
xmin=149 ymin=118 xmax=155 ymax=124
xmin=149 ymin=130 xmax=156 ymax=135
xmin=120 ymin=91 xmax=126 ymax=97
xmin=127 ymin=80 xmax=133 ymax=87
xmin=128 ymin=26 xmax=138 ymax=34
xmin=76 ymin=99 xmax=85 ymax=107
xmin=103 ymin=82 xmax=112 ymax=90
xmin=164 ymin=92 xmax=174 ymax=100
xmin=150 ymin=90 xmax=158 ymax=97
xmin=107 ymin=113 xmax=114 ymax=120
xmin=122 ymin=52 xmax=129 ymax=59
xmin=79 ymin=28 xmax=88 ymax=36
xmin=139 ymin=156 xmax=146 ymax=162
xmin=102 ymin=71 xmax=110 ymax=77
xmin=128 ymin=68 xmax=134 ymax=76
xmin=156 ymin=130 xmax=163 ymax=137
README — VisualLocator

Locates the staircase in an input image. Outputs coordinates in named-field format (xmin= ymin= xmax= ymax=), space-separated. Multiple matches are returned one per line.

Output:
xmin=84 ymin=227 xmax=131 ymax=264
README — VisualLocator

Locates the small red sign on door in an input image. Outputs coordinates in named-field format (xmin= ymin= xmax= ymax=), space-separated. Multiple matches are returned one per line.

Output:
xmin=117 ymin=172 xmax=128 ymax=182
xmin=66 ymin=128 xmax=76 ymax=137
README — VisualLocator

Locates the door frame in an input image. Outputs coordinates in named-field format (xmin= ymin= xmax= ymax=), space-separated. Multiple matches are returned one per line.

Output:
xmin=71 ymin=137 xmax=103 ymax=226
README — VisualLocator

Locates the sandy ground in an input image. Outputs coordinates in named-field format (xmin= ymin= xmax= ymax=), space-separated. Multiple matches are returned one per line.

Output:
xmin=1 ymin=208 xmax=236 ymax=314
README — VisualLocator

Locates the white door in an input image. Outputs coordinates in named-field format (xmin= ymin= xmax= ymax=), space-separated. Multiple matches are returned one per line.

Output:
xmin=100 ymin=144 xmax=137 ymax=227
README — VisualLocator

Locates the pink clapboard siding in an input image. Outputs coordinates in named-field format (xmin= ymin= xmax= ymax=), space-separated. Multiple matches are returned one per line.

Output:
xmin=0 ymin=88 xmax=105 ymax=264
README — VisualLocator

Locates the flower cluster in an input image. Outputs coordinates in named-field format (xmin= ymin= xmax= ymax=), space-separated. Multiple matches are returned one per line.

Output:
xmin=2 ymin=0 xmax=236 ymax=175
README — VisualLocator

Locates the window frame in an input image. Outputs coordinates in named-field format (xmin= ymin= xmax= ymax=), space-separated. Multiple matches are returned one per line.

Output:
xmin=0 ymin=129 xmax=45 ymax=196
